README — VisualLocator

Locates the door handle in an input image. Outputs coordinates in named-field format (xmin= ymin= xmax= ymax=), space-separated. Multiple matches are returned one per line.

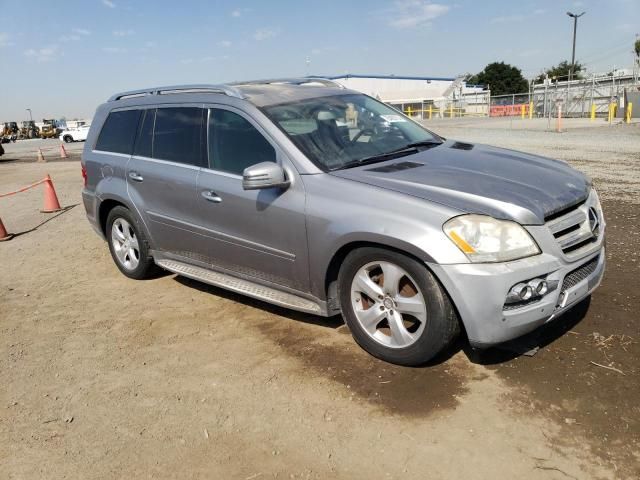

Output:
xmin=201 ymin=190 xmax=222 ymax=203
xmin=128 ymin=171 xmax=144 ymax=182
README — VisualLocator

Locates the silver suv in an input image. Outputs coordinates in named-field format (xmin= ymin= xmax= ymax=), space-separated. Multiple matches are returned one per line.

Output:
xmin=81 ymin=78 xmax=605 ymax=365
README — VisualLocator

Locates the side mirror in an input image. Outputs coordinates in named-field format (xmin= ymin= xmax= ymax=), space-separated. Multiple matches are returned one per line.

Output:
xmin=242 ymin=162 xmax=290 ymax=191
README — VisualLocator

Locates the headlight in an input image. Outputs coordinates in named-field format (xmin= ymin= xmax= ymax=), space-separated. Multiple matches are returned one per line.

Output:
xmin=591 ymin=187 xmax=602 ymax=211
xmin=443 ymin=215 xmax=540 ymax=263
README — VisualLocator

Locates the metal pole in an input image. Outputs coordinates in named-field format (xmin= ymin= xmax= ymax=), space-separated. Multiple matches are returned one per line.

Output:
xmin=566 ymin=11 xmax=585 ymax=84
xmin=570 ymin=16 xmax=577 ymax=83
xmin=26 ymin=108 xmax=32 ymax=122
xmin=581 ymin=78 xmax=586 ymax=117
xmin=590 ymin=74 xmax=595 ymax=118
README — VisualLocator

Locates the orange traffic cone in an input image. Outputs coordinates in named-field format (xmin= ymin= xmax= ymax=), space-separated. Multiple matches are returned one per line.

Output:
xmin=37 ymin=148 xmax=45 ymax=162
xmin=41 ymin=174 xmax=62 ymax=213
xmin=59 ymin=143 xmax=68 ymax=159
xmin=0 ymin=215 xmax=13 ymax=241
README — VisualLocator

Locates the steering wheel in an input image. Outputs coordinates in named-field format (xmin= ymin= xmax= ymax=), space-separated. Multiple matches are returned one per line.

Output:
xmin=334 ymin=127 xmax=377 ymax=157
xmin=351 ymin=128 xmax=376 ymax=143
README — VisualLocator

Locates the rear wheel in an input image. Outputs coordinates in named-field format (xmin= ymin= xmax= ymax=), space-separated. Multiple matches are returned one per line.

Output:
xmin=63 ymin=135 xmax=73 ymax=143
xmin=338 ymin=247 xmax=459 ymax=366
xmin=106 ymin=206 xmax=157 ymax=279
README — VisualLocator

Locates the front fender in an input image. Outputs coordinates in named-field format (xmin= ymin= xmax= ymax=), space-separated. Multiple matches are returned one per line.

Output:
xmin=303 ymin=174 xmax=468 ymax=300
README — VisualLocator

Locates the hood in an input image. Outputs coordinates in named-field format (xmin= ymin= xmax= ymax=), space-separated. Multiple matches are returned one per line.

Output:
xmin=330 ymin=140 xmax=590 ymax=225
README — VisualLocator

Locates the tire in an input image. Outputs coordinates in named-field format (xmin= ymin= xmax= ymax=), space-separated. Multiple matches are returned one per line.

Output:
xmin=106 ymin=206 xmax=157 ymax=279
xmin=338 ymin=247 xmax=460 ymax=366
xmin=63 ymin=135 xmax=73 ymax=143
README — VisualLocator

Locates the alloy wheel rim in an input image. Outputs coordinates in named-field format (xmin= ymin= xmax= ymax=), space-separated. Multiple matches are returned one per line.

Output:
xmin=111 ymin=218 xmax=140 ymax=271
xmin=350 ymin=261 xmax=427 ymax=349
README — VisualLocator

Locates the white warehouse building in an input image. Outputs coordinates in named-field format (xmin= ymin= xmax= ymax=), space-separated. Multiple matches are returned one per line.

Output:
xmin=325 ymin=74 xmax=489 ymax=118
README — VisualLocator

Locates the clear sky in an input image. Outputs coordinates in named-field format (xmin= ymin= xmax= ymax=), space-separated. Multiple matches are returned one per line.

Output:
xmin=1 ymin=0 xmax=638 ymax=120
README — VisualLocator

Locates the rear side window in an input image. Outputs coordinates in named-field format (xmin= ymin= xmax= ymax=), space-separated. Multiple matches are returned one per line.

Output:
xmin=95 ymin=109 xmax=142 ymax=154
xmin=208 ymin=109 xmax=276 ymax=175
xmin=153 ymin=107 xmax=203 ymax=166
xmin=134 ymin=109 xmax=155 ymax=158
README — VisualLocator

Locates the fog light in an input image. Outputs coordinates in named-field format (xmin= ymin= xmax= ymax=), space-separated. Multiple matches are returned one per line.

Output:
xmin=505 ymin=277 xmax=559 ymax=308
xmin=519 ymin=285 xmax=533 ymax=300
xmin=506 ymin=283 xmax=533 ymax=303
xmin=529 ymin=279 xmax=548 ymax=296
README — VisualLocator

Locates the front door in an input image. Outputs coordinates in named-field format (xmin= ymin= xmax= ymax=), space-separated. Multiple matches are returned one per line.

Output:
xmin=193 ymin=106 xmax=309 ymax=292
xmin=126 ymin=106 xmax=206 ymax=258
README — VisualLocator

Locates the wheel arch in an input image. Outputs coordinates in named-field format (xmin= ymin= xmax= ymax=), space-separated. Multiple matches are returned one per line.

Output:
xmin=323 ymin=239 xmax=467 ymax=338
xmin=323 ymin=238 xmax=436 ymax=313
xmin=98 ymin=198 xmax=129 ymax=236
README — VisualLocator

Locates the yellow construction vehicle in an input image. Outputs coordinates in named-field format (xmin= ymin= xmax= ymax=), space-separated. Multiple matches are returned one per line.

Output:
xmin=1 ymin=122 xmax=19 ymax=143
xmin=40 ymin=119 xmax=62 ymax=139
xmin=18 ymin=120 xmax=39 ymax=139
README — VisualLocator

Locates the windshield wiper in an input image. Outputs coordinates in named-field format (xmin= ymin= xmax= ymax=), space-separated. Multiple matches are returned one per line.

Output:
xmin=331 ymin=140 xmax=442 ymax=171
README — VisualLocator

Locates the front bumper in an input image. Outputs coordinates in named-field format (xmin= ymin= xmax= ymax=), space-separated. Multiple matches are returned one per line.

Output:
xmin=428 ymin=247 xmax=605 ymax=347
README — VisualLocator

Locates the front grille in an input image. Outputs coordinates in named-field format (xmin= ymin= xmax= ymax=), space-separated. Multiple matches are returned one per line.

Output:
xmin=545 ymin=200 xmax=598 ymax=256
xmin=561 ymin=255 xmax=599 ymax=291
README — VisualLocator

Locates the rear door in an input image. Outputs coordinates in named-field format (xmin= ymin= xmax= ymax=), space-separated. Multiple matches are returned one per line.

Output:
xmin=192 ymin=106 xmax=309 ymax=292
xmin=126 ymin=106 xmax=206 ymax=258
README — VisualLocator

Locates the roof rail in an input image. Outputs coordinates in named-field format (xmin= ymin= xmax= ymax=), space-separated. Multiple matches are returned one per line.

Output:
xmin=230 ymin=77 xmax=345 ymax=89
xmin=107 ymin=84 xmax=244 ymax=102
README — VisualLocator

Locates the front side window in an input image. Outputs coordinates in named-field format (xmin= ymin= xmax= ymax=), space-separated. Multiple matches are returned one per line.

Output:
xmin=208 ymin=109 xmax=276 ymax=175
xmin=262 ymin=94 xmax=441 ymax=171
xmin=95 ymin=109 xmax=142 ymax=154
xmin=153 ymin=107 xmax=203 ymax=166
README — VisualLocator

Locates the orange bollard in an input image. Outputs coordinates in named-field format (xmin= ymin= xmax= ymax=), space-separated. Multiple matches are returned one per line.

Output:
xmin=37 ymin=148 xmax=45 ymax=162
xmin=41 ymin=174 xmax=63 ymax=213
xmin=59 ymin=143 xmax=68 ymax=159
xmin=0 ymin=215 xmax=13 ymax=241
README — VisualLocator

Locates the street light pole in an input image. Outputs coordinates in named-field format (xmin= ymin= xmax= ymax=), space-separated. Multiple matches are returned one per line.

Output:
xmin=566 ymin=11 xmax=586 ymax=83
xmin=26 ymin=108 xmax=33 ymax=122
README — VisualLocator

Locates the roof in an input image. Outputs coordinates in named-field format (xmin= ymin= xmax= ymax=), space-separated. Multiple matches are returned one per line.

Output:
xmin=235 ymin=83 xmax=350 ymax=107
xmin=106 ymin=78 xmax=355 ymax=108
xmin=323 ymin=73 xmax=457 ymax=82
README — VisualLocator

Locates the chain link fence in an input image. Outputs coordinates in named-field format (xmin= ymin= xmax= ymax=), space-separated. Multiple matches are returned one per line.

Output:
xmin=385 ymin=74 xmax=639 ymax=120
xmin=490 ymin=74 xmax=640 ymax=118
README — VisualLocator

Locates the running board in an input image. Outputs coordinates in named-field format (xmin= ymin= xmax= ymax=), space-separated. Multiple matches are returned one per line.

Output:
xmin=156 ymin=259 xmax=322 ymax=314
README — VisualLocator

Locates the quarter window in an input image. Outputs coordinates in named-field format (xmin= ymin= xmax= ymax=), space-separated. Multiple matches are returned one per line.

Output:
xmin=153 ymin=107 xmax=204 ymax=166
xmin=208 ymin=109 xmax=276 ymax=175
xmin=95 ymin=109 xmax=142 ymax=154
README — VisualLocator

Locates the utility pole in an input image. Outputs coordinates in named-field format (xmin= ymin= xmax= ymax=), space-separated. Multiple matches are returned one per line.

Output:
xmin=566 ymin=11 xmax=585 ymax=83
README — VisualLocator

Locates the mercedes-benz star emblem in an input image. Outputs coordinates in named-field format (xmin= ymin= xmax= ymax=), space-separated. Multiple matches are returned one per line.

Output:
xmin=588 ymin=207 xmax=600 ymax=238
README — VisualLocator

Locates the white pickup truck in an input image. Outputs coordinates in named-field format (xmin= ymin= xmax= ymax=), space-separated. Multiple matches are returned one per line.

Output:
xmin=59 ymin=125 xmax=90 ymax=143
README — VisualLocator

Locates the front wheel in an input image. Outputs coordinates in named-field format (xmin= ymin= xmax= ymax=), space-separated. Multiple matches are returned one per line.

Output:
xmin=338 ymin=247 xmax=460 ymax=366
xmin=106 ymin=206 xmax=157 ymax=279
xmin=63 ymin=135 xmax=73 ymax=143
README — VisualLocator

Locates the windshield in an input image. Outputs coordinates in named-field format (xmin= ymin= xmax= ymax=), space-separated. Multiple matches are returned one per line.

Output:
xmin=262 ymin=94 xmax=441 ymax=171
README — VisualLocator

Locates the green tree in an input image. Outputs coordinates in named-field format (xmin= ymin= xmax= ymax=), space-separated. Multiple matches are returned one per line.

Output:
xmin=535 ymin=60 xmax=584 ymax=83
xmin=466 ymin=62 xmax=529 ymax=96
xmin=635 ymin=38 xmax=640 ymax=59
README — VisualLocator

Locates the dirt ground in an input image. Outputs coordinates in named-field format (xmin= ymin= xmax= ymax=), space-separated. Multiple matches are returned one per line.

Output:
xmin=1 ymin=119 xmax=639 ymax=479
